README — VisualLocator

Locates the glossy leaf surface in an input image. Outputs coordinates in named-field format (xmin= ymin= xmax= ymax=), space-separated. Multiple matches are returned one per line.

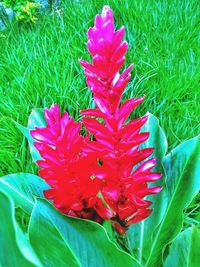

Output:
xmin=0 ymin=191 xmax=41 ymax=267
xmin=146 ymin=136 xmax=200 ymax=267
xmin=164 ymin=227 xmax=200 ymax=267
xmin=29 ymin=198 xmax=141 ymax=267
xmin=0 ymin=173 xmax=49 ymax=214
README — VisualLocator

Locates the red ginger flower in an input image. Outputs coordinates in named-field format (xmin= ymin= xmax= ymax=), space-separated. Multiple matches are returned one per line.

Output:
xmin=31 ymin=5 xmax=161 ymax=234
xmin=80 ymin=5 xmax=162 ymax=233
xmin=31 ymin=104 xmax=105 ymax=223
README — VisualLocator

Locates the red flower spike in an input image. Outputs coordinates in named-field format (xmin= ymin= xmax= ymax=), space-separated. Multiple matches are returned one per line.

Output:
xmin=80 ymin=5 xmax=162 ymax=233
xmin=30 ymin=104 xmax=105 ymax=223
xmin=79 ymin=6 xmax=134 ymax=115
xmin=31 ymin=6 xmax=162 ymax=234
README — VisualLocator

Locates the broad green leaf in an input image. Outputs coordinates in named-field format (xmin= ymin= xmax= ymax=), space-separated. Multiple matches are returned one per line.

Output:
xmin=0 ymin=191 xmax=41 ymax=267
xmin=146 ymin=136 xmax=200 ymax=267
xmin=16 ymin=109 xmax=46 ymax=162
xmin=0 ymin=173 xmax=49 ymax=214
xmin=128 ymin=113 xmax=168 ymax=262
xmin=188 ymin=226 xmax=200 ymax=267
xmin=29 ymin=198 xmax=141 ymax=267
xmin=29 ymin=200 xmax=81 ymax=267
xmin=164 ymin=227 xmax=200 ymax=267
xmin=164 ymin=136 xmax=200 ymax=201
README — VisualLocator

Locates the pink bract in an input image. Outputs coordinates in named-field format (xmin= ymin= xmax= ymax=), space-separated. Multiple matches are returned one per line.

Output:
xmin=31 ymin=5 xmax=162 ymax=234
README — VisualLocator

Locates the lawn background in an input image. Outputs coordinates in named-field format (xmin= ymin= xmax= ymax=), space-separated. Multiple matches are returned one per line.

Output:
xmin=0 ymin=0 xmax=199 ymax=178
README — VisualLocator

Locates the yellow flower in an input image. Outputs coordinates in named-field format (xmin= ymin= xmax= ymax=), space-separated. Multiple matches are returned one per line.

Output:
xmin=31 ymin=16 xmax=37 ymax=23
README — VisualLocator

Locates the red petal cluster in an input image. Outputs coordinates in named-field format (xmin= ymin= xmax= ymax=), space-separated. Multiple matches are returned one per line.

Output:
xmin=31 ymin=104 xmax=104 ymax=222
xmin=79 ymin=5 xmax=161 ymax=233
xmin=31 ymin=5 xmax=161 ymax=234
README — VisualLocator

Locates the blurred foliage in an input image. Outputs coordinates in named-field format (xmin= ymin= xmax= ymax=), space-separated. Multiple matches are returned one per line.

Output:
xmin=2 ymin=0 xmax=41 ymax=23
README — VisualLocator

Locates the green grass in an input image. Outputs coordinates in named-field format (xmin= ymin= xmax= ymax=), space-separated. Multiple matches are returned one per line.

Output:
xmin=0 ymin=0 xmax=199 ymax=177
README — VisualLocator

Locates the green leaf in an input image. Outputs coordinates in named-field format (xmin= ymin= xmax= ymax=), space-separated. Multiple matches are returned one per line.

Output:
xmin=188 ymin=226 xmax=200 ymax=267
xmin=29 ymin=198 xmax=141 ymax=267
xmin=127 ymin=113 xmax=168 ymax=262
xmin=146 ymin=136 xmax=200 ymax=267
xmin=0 ymin=173 xmax=49 ymax=214
xmin=29 ymin=199 xmax=81 ymax=267
xmin=164 ymin=226 xmax=200 ymax=267
xmin=16 ymin=109 xmax=46 ymax=163
xmin=0 ymin=191 xmax=41 ymax=267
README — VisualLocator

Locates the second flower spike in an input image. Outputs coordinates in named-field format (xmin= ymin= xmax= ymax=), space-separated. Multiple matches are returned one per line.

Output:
xmin=80 ymin=5 xmax=162 ymax=233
